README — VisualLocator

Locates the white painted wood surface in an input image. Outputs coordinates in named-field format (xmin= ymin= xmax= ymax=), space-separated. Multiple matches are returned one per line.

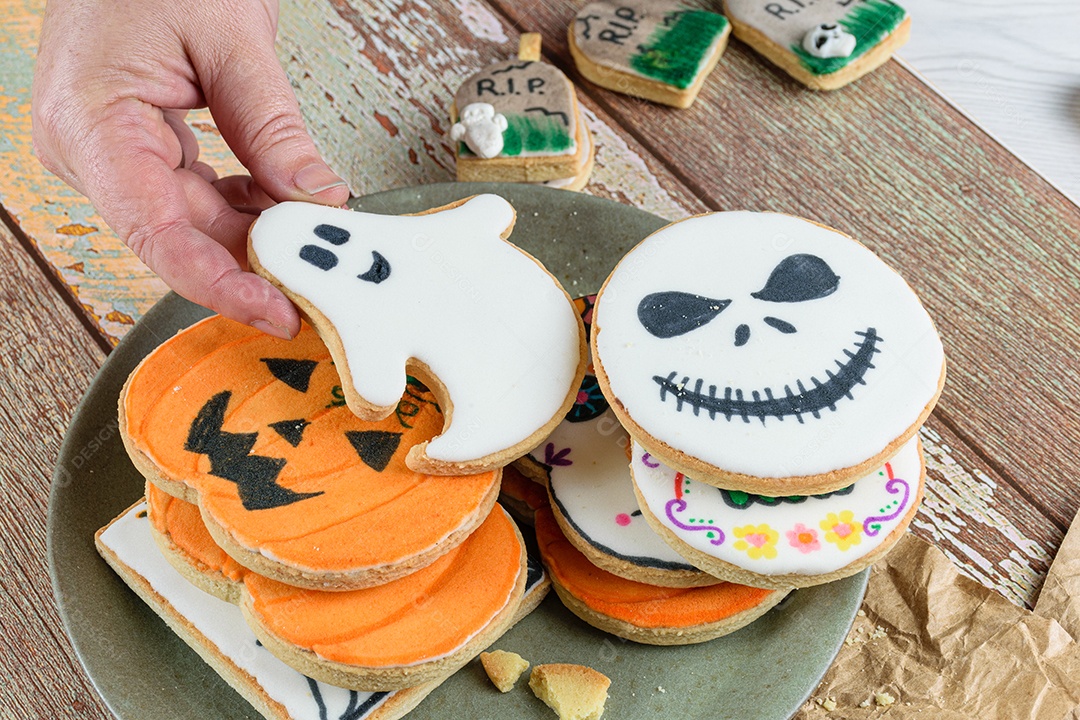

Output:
xmin=898 ymin=0 xmax=1080 ymax=204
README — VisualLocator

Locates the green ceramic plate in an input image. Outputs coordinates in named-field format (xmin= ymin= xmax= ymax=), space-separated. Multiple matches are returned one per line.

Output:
xmin=49 ymin=183 xmax=866 ymax=720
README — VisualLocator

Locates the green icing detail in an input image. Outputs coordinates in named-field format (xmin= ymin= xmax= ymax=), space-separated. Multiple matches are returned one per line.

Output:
xmin=628 ymin=10 xmax=729 ymax=90
xmin=792 ymin=0 xmax=906 ymax=76
xmin=459 ymin=113 xmax=573 ymax=158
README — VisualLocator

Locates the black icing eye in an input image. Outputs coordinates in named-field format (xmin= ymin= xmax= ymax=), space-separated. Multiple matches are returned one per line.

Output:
xmin=638 ymin=292 xmax=731 ymax=338
xmin=751 ymin=254 xmax=839 ymax=303
xmin=300 ymin=245 xmax=337 ymax=271
xmin=314 ymin=224 xmax=350 ymax=245
xmin=358 ymin=251 xmax=391 ymax=284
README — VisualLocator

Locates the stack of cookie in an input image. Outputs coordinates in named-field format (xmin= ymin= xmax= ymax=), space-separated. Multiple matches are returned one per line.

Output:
xmin=587 ymin=211 xmax=944 ymax=594
xmin=450 ymin=34 xmax=595 ymax=191
xmin=511 ymin=210 xmax=943 ymax=646
xmin=96 ymin=195 xmax=588 ymax=719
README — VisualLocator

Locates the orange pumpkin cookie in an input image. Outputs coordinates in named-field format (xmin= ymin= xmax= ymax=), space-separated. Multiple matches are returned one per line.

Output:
xmin=499 ymin=463 xmax=550 ymax=526
xmin=248 ymin=194 xmax=587 ymax=476
xmin=535 ymin=506 xmax=787 ymax=645
xmin=143 ymin=484 xmax=528 ymax=691
xmin=119 ymin=315 xmax=501 ymax=590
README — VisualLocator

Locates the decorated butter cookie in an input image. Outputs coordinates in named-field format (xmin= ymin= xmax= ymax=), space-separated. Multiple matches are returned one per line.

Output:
xmin=631 ymin=437 xmax=925 ymax=588
xmin=520 ymin=295 xmax=717 ymax=588
xmin=452 ymin=35 xmax=591 ymax=183
xmin=569 ymin=1 xmax=731 ymax=108
xmin=119 ymin=315 xmax=503 ymax=590
xmin=722 ymin=0 xmax=910 ymax=90
xmin=591 ymin=211 xmax=945 ymax=495
xmin=137 ymin=485 xmax=528 ymax=691
xmin=535 ymin=506 xmax=786 ymax=645
xmin=95 ymin=495 xmax=548 ymax=717
xmin=249 ymin=194 xmax=587 ymax=476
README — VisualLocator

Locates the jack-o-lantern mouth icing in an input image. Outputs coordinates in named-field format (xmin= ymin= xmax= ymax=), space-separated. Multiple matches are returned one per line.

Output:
xmin=651 ymin=327 xmax=882 ymax=424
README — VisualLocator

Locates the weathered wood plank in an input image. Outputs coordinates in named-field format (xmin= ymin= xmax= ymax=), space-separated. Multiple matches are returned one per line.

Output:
xmin=0 ymin=222 xmax=109 ymax=718
xmin=0 ymin=0 xmax=243 ymax=344
xmin=486 ymin=0 xmax=1080 ymax=537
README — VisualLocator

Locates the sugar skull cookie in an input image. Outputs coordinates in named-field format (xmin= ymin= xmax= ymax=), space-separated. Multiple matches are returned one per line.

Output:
xmin=569 ymin=1 xmax=731 ymax=108
xmin=119 ymin=315 xmax=503 ymax=590
xmin=591 ymin=211 xmax=945 ymax=495
xmin=631 ymin=437 xmax=925 ymax=589
xmin=249 ymin=194 xmax=588 ymax=476
xmin=722 ymin=0 xmax=910 ymax=90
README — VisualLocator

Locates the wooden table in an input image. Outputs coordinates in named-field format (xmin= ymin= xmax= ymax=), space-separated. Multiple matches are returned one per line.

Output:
xmin=2 ymin=0 xmax=1079 ymax=716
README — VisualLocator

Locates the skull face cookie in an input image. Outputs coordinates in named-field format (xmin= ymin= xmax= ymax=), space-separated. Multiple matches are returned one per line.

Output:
xmin=591 ymin=211 xmax=945 ymax=495
xmin=249 ymin=194 xmax=588 ymax=476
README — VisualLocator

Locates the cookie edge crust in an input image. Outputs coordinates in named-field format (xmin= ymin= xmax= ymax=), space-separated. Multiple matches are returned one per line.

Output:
xmin=567 ymin=16 xmax=730 ymax=108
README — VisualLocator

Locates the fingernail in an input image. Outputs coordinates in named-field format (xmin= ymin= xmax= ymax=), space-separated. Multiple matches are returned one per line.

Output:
xmin=251 ymin=319 xmax=293 ymax=340
xmin=294 ymin=163 xmax=347 ymax=196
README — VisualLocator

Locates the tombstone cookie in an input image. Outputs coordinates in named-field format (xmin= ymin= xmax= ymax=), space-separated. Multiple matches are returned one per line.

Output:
xmin=248 ymin=194 xmax=588 ymax=476
xmin=722 ymin=0 xmax=910 ymax=90
xmin=631 ymin=437 xmax=926 ymax=589
xmin=118 ymin=315 xmax=502 ymax=590
xmin=569 ymin=1 xmax=731 ymax=108
xmin=591 ymin=211 xmax=945 ymax=496
xmin=452 ymin=35 xmax=591 ymax=183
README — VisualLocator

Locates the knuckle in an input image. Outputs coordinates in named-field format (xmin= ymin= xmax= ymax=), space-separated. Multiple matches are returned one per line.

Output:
xmin=124 ymin=217 xmax=189 ymax=266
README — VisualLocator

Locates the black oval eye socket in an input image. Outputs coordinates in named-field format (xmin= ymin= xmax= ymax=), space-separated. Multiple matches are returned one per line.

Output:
xmin=637 ymin=291 xmax=731 ymax=338
xmin=751 ymin=254 xmax=839 ymax=303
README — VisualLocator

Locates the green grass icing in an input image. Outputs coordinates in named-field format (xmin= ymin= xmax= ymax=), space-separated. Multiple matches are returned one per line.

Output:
xmin=628 ymin=10 xmax=729 ymax=89
xmin=459 ymin=113 xmax=573 ymax=157
xmin=793 ymin=0 xmax=907 ymax=76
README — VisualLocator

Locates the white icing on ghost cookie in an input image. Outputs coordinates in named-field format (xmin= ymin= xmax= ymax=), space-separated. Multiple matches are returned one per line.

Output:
xmin=631 ymin=437 xmax=924 ymax=587
xmin=592 ymin=211 xmax=944 ymax=494
xmin=250 ymin=195 xmax=586 ymax=473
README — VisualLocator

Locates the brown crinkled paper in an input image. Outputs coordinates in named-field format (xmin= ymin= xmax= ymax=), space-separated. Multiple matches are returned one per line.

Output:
xmin=795 ymin=512 xmax=1080 ymax=719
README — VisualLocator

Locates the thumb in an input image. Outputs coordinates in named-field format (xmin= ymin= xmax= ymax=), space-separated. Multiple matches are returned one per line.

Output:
xmin=197 ymin=33 xmax=349 ymax=207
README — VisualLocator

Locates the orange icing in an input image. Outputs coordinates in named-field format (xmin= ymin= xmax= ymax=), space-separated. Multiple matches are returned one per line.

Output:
xmin=123 ymin=316 xmax=499 ymax=572
xmin=501 ymin=465 xmax=548 ymax=511
xmin=535 ymin=506 xmax=775 ymax=628
xmin=148 ymin=483 xmax=245 ymax=582
xmin=150 ymin=488 xmax=524 ymax=668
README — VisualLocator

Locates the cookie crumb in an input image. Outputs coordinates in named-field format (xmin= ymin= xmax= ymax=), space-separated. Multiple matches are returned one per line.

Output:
xmin=529 ymin=664 xmax=610 ymax=720
xmin=857 ymin=609 xmax=866 ymax=617
xmin=875 ymin=692 xmax=896 ymax=707
xmin=821 ymin=697 xmax=837 ymax=711
xmin=480 ymin=650 xmax=529 ymax=692
xmin=657 ymin=686 xmax=666 ymax=693
xmin=859 ymin=698 xmax=872 ymax=708
xmin=870 ymin=625 xmax=888 ymax=640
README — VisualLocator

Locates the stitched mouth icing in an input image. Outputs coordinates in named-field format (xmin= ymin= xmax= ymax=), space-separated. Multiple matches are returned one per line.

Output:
xmin=652 ymin=328 xmax=882 ymax=424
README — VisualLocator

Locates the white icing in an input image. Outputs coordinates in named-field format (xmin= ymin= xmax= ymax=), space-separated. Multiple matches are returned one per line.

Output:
xmin=593 ymin=211 xmax=944 ymax=479
xmin=533 ymin=407 xmax=697 ymax=571
xmin=100 ymin=504 xmax=390 ymax=720
xmin=251 ymin=195 xmax=582 ymax=463
xmin=631 ymin=437 xmax=923 ymax=576
xmin=100 ymin=503 xmax=548 ymax=718
xmin=449 ymin=102 xmax=508 ymax=159
xmin=802 ymin=23 xmax=856 ymax=58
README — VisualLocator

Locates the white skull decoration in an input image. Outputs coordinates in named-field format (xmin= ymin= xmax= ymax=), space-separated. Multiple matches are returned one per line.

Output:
xmin=450 ymin=102 xmax=509 ymax=159
xmin=592 ymin=212 xmax=944 ymax=481
xmin=802 ymin=23 xmax=857 ymax=59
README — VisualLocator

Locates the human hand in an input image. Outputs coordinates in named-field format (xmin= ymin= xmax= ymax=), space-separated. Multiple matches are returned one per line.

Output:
xmin=32 ymin=0 xmax=349 ymax=338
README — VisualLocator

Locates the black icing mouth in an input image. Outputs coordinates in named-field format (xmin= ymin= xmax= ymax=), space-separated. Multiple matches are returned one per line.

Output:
xmin=652 ymin=328 xmax=882 ymax=424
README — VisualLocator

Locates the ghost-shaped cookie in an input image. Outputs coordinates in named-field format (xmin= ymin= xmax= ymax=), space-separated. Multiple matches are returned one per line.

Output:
xmin=249 ymin=194 xmax=587 ymax=475
xmin=591 ymin=211 xmax=944 ymax=496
